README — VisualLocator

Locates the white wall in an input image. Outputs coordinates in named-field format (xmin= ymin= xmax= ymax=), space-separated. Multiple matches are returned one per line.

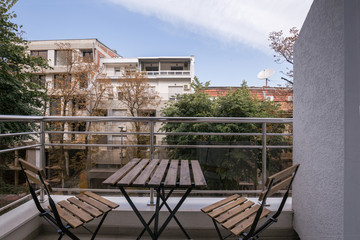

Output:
xmin=294 ymin=0 xmax=360 ymax=239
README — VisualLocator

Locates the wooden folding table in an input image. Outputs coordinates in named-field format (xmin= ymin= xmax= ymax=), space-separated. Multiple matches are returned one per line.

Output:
xmin=103 ymin=158 xmax=207 ymax=240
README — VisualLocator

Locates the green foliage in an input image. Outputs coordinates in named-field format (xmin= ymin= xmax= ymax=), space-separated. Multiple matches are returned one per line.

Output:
xmin=161 ymin=83 xmax=289 ymax=190
xmin=0 ymin=0 xmax=50 ymax=145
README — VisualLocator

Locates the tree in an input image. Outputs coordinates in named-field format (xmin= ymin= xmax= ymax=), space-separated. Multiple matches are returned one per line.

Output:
xmin=0 ymin=0 xmax=49 ymax=145
xmin=117 ymin=68 xmax=161 ymax=158
xmin=0 ymin=0 xmax=50 ymax=197
xmin=268 ymin=27 xmax=299 ymax=85
xmin=161 ymin=83 xmax=288 ymax=190
xmin=46 ymin=42 xmax=113 ymax=187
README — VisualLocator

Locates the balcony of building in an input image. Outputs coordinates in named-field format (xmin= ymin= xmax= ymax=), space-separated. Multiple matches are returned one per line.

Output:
xmin=0 ymin=115 xmax=297 ymax=240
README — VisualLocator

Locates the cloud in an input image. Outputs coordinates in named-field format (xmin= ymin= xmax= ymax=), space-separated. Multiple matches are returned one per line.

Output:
xmin=105 ymin=0 xmax=313 ymax=53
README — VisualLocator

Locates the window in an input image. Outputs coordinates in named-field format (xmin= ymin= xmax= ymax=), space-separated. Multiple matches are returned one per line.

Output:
xmin=31 ymin=75 xmax=46 ymax=87
xmin=145 ymin=66 xmax=158 ymax=71
xmin=171 ymin=66 xmax=183 ymax=70
xmin=73 ymin=96 xmax=87 ymax=110
xmin=93 ymin=109 xmax=107 ymax=116
xmin=30 ymin=50 xmax=48 ymax=60
xmin=114 ymin=67 xmax=121 ymax=76
xmin=111 ymin=109 xmax=127 ymax=116
xmin=168 ymin=86 xmax=183 ymax=100
xmin=139 ymin=109 xmax=156 ymax=117
xmin=50 ymin=97 xmax=61 ymax=116
xmin=54 ymin=74 xmax=71 ymax=89
xmin=55 ymin=50 xmax=72 ymax=65
xmin=78 ymin=73 xmax=88 ymax=89
xmin=82 ymin=50 xmax=93 ymax=62
xmin=70 ymin=122 xmax=86 ymax=132
xmin=118 ymin=92 xmax=124 ymax=100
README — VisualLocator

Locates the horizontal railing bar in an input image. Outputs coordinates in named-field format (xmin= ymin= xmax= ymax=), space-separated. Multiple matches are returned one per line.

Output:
xmin=40 ymin=116 xmax=293 ymax=123
xmin=45 ymin=131 xmax=149 ymax=135
xmin=45 ymin=143 xmax=151 ymax=147
xmin=0 ymin=144 xmax=41 ymax=153
xmin=45 ymin=131 xmax=292 ymax=137
xmin=0 ymin=132 xmax=40 ymax=137
xmin=0 ymin=190 xmax=40 ymax=213
xmin=51 ymin=188 xmax=265 ymax=195
xmin=45 ymin=143 xmax=291 ymax=149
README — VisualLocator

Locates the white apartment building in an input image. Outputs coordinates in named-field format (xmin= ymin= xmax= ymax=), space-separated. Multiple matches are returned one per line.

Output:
xmin=26 ymin=39 xmax=195 ymax=186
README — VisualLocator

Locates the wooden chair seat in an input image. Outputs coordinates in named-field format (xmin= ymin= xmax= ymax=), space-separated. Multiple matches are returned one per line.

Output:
xmin=52 ymin=191 xmax=119 ymax=229
xmin=202 ymin=194 xmax=271 ymax=236
xmin=201 ymin=164 xmax=300 ymax=240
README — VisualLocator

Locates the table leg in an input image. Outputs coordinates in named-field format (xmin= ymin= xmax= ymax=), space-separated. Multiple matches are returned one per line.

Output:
xmin=158 ymin=187 xmax=191 ymax=239
xmin=119 ymin=186 xmax=156 ymax=240
xmin=157 ymin=187 xmax=192 ymax=239
xmin=137 ymin=189 xmax=175 ymax=239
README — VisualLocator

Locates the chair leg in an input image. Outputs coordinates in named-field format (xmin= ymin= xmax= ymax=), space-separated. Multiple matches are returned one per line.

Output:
xmin=212 ymin=219 xmax=224 ymax=240
xmin=57 ymin=232 xmax=64 ymax=240
xmin=90 ymin=212 xmax=109 ymax=240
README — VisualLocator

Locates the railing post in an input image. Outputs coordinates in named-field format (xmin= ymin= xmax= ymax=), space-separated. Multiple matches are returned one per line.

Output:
xmin=262 ymin=122 xmax=267 ymax=191
xmin=148 ymin=121 xmax=155 ymax=206
xmin=39 ymin=119 xmax=46 ymax=202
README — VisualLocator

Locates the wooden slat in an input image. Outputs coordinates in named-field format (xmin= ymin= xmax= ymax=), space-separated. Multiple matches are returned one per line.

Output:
xmin=58 ymin=200 xmax=93 ymax=222
xmin=265 ymin=164 xmax=299 ymax=188
xmin=191 ymin=160 xmax=207 ymax=187
xmin=215 ymin=201 xmax=255 ymax=223
xmin=230 ymin=208 xmax=271 ymax=236
xmin=24 ymin=170 xmax=52 ymax=192
xmin=164 ymin=160 xmax=178 ymax=187
xmin=102 ymin=158 xmax=140 ymax=185
xmin=148 ymin=159 xmax=169 ymax=187
xmin=201 ymin=194 xmax=240 ymax=213
xmin=179 ymin=160 xmax=191 ymax=187
xmin=118 ymin=159 xmax=150 ymax=186
xmin=133 ymin=159 xmax=160 ymax=186
xmin=24 ymin=169 xmax=42 ymax=186
xmin=259 ymin=176 xmax=293 ymax=201
xmin=53 ymin=204 xmax=83 ymax=228
xmin=208 ymin=197 xmax=247 ymax=218
xmin=19 ymin=159 xmax=46 ymax=178
xmin=76 ymin=193 xmax=110 ymax=213
xmin=222 ymin=205 xmax=260 ymax=229
xmin=83 ymin=191 xmax=119 ymax=209
xmin=67 ymin=197 xmax=102 ymax=217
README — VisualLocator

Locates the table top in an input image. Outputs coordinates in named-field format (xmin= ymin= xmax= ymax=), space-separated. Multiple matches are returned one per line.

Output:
xmin=103 ymin=158 xmax=207 ymax=188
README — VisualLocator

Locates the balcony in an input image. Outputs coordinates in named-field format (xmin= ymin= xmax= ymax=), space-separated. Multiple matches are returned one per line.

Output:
xmin=146 ymin=70 xmax=191 ymax=78
xmin=0 ymin=116 xmax=297 ymax=239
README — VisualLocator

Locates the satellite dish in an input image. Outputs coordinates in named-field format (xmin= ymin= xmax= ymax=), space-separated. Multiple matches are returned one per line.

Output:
xmin=257 ymin=69 xmax=275 ymax=87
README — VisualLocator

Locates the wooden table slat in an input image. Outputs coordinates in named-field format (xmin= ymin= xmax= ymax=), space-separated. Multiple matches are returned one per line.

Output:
xmin=164 ymin=160 xmax=179 ymax=187
xmin=148 ymin=159 xmax=169 ymax=187
xmin=118 ymin=159 xmax=150 ymax=186
xmin=179 ymin=160 xmax=191 ymax=187
xmin=102 ymin=158 xmax=140 ymax=185
xmin=58 ymin=200 xmax=93 ymax=222
xmin=67 ymin=197 xmax=102 ymax=217
xmin=76 ymin=193 xmax=111 ymax=213
xmin=191 ymin=160 xmax=207 ymax=187
xmin=133 ymin=159 xmax=160 ymax=186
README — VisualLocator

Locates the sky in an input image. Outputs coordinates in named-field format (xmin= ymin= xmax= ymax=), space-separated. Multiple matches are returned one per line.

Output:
xmin=12 ymin=0 xmax=313 ymax=87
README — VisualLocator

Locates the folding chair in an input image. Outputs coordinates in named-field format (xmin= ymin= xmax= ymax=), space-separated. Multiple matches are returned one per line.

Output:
xmin=19 ymin=159 xmax=119 ymax=240
xmin=201 ymin=164 xmax=300 ymax=240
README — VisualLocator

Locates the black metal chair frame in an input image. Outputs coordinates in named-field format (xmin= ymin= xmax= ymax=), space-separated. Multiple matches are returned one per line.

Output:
xmin=211 ymin=165 xmax=299 ymax=240
xmin=19 ymin=161 xmax=109 ymax=240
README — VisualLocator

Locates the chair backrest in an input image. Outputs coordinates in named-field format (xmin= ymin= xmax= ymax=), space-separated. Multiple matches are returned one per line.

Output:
xmin=258 ymin=164 xmax=300 ymax=202
xmin=19 ymin=159 xmax=52 ymax=192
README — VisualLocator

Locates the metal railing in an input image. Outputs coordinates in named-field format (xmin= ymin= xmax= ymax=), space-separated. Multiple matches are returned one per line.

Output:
xmin=0 ymin=115 xmax=293 ymax=212
xmin=146 ymin=70 xmax=191 ymax=77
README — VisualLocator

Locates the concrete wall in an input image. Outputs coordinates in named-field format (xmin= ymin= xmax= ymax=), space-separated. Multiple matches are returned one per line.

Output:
xmin=294 ymin=0 xmax=360 ymax=239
